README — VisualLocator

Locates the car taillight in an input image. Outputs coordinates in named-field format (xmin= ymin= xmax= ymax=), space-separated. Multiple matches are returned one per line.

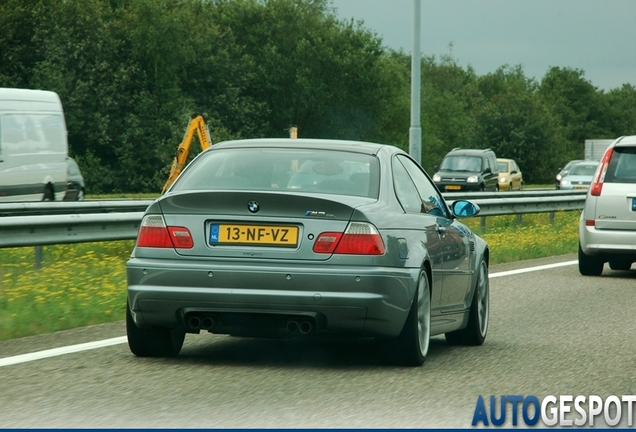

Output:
xmin=313 ymin=222 xmax=385 ymax=255
xmin=136 ymin=215 xmax=194 ymax=249
xmin=313 ymin=232 xmax=343 ymax=254
xmin=590 ymin=147 xmax=613 ymax=196
xmin=585 ymin=220 xmax=595 ymax=227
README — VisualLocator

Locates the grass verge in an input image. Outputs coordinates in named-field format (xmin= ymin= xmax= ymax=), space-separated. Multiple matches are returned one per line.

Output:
xmin=0 ymin=211 xmax=580 ymax=341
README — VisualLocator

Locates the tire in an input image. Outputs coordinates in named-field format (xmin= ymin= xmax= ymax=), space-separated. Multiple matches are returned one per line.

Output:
xmin=42 ymin=185 xmax=55 ymax=201
xmin=392 ymin=270 xmax=431 ymax=366
xmin=77 ymin=189 xmax=85 ymax=201
xmin=578 ymin=244 xmax=604 ymax=276
xmin=609 ymin=260 xmax=632 ymax=271
xmin=445 ymin=259 xmax=489 ymax=346
xmin=494 ymin=185 xmax=499 ymax=192
xmin=508 ymin=184 xmax=512 ymax=191
xmin=126 ymin=301 xmax=185 ymax=357
xmin=519 ymin=182 xmax=524 ymax=191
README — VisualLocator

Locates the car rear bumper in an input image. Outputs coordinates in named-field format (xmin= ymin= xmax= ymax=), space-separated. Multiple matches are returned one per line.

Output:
xmin=579 ymin=224 xmax=636 ymax=257
xmin=126 ymin=258 xmax=419 ymax=338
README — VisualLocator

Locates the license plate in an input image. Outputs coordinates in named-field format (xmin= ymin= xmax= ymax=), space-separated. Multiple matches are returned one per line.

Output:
xmin=574 ymin=186 xmax=588 ymax=190
xmin=446 ymin=185 xmax=461 ymax=191
xmin=209 ymin=223 xmax=299 ymax=246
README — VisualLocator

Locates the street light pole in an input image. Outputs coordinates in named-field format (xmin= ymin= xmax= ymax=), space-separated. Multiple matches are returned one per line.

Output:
xmin=409 ymin=0 xmax=422 ymax=164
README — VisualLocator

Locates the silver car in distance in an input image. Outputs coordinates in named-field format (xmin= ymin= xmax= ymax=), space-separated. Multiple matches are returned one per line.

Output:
xmin=126 ymin=139 xmax=490 ymax=366
xmin=579 ymin=135 xmax=636 ymax=275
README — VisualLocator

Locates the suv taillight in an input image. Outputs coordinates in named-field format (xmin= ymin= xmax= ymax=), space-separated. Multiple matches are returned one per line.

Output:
xmin=136 ymin=215 xmax=194 ymax=249
xmin=313 ymin=222 xmax=385 ymax=255
xmin=590 ymin=147 xmax=614 ymax=197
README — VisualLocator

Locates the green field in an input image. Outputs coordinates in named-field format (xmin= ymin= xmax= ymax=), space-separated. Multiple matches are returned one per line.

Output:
xmin=0 ymin=210 xmax=580 ymax=341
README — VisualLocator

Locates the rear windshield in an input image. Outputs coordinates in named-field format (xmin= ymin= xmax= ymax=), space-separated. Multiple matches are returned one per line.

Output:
xmin=171 ymin=147 xmax=380 ymax=198
xmin=606 ymin=147 xmax=636 ymax=183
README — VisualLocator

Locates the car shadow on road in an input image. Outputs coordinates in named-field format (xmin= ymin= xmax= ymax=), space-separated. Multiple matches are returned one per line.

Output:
xmin=171 ymin=334 xmax=456 ymax=369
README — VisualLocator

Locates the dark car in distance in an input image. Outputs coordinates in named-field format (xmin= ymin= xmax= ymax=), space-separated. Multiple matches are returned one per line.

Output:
xmin=432 ymin=148 xmax=500 ymax=192
xmin=126 ymin=138 xmax=490 ymax=366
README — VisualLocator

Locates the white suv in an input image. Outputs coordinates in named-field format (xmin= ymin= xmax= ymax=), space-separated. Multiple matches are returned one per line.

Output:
xmin=579 ymin=136 xmax=636 ymax=275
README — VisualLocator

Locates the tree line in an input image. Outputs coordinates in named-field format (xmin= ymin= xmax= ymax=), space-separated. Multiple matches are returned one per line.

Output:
xmin=2 ymin=0 xmax=635 ymax=192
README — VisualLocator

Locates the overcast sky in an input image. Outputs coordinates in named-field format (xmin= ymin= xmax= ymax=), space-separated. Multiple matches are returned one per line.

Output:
xmin=329 ymin=0 xmax=636 ymax=91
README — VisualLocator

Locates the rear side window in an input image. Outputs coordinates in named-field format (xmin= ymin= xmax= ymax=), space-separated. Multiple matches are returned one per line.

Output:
xmin=606 ymin=147 xmax=636 ymax=183
xmin=172 ymin=147 xmax=380 ymax=198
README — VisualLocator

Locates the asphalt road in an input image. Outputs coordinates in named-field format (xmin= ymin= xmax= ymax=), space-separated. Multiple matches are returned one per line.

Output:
xmin=1 ymin=253 xmax=634 ymax=428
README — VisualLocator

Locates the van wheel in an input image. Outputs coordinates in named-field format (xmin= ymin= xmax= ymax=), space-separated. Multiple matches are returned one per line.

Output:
xmin=42 ymin=185 xmax=55 ymax=201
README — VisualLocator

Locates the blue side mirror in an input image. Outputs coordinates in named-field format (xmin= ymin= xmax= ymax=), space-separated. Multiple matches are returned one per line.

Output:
xmin=451 ymin=200 xmax=480 ymax=218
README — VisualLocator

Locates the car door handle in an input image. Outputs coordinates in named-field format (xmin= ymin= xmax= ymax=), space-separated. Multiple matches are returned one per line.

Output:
xmin=436 ymin=226 xmax=446 ymax=236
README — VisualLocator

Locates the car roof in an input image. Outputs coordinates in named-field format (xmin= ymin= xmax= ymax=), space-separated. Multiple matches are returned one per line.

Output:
xmin=445 ymin=148 xmax=494 ymax=157
xmin=211 ymin=138 xmax=387 ymax=155
xmin=614 ymin=135 xmax=636 ymax=146
xmin=496 ymin=158 xmax=514 ymax=162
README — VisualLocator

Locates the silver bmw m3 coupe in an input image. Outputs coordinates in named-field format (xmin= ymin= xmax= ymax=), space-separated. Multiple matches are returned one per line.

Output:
xmin=126 ymin=138 xmax=490 ymax=366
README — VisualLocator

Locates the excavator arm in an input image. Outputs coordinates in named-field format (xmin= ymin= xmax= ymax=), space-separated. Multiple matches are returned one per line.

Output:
xmin=162 ymin=115 xmax=212 ymax=192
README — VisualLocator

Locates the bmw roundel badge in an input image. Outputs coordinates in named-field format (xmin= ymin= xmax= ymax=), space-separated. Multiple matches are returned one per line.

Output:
xmin=247 ymin=201 xmax=260 ymax=213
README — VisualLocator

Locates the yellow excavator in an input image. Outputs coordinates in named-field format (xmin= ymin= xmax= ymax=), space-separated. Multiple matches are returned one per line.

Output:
xmin=162 ymin=115 xmax=212 ymax=193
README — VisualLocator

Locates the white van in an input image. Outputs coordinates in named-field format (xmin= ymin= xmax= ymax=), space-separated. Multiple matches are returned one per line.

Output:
xmin=0 ymin=88 xmax=68 ymax=202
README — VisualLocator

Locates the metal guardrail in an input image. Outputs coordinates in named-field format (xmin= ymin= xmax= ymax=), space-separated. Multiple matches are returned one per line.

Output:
xmin=0 ymin=212 xmax=145 ymax=248
xmin=0 ymin=190 xmax=587 ymax=249
xmin=0 ymin=199 xmax=153 ymax=217
xmin=442 ymin=189 xmax=585 ymax=202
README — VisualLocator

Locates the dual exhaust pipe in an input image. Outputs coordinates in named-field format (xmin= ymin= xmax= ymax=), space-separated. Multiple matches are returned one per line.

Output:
xmin=286 ymin=320 xmax=313 ymax=334
xmin=186 ymin=315 xmax=314 ymax=335
xmin=188 ymin=316 xmax=215 ymax=330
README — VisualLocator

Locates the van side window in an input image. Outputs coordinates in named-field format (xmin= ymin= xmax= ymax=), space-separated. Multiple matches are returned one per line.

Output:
xmin=1 ymin=114 xmax=66 ymax=154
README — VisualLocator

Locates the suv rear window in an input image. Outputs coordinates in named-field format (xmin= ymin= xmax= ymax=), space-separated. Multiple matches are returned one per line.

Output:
xmin=606 ymin=147 xmax=636 ymax=183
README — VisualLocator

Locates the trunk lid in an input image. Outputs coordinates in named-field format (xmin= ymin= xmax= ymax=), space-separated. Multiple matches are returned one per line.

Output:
xmin=158 ymin=190 xmax=373 ymax=260
xmin=593 ymin=184 xmax=636 ymax=231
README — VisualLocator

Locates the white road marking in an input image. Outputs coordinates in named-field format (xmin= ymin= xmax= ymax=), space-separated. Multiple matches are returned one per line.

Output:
xmin=0 ymin=259 xmax=579 ymax=367
xmin=489 ymin=260 xmax=577 ymax=278
xmin=0 ymin=336 xmax=127 ymax=367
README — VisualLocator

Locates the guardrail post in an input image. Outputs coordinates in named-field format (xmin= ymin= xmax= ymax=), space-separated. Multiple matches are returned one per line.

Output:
xmin=549 ymin=212 xmax=555 ymax=224
xmin=517 ymin=214 xmax=523 ymax=225
xmin=480 ymin=216 xmax=486 ymax=230
xmin=35 ymin=245 xmax=43 ymax=270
